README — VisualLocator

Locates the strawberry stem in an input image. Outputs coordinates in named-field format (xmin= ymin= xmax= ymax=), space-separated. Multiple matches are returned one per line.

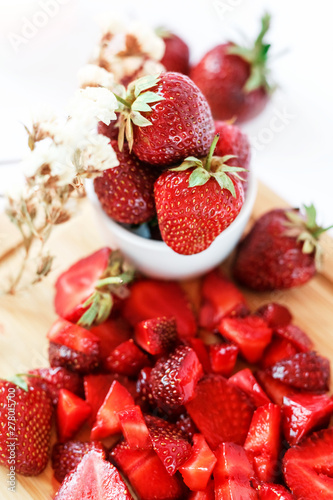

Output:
xmin=205 ymin=134 xmax=220 ymax=172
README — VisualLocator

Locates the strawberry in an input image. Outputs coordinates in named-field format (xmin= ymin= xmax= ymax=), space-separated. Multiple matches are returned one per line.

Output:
xmin=54 ymin=248 xmax=134 ymax=327
xmin=106 ymin=339 xmax=150 ymax=377
xmin=158 ymin=29 xmax=190 ymax=75
xmin=188 ymin=338 xmax=211 ymax=373
xmin=90 ymin=317 xmax=132 ymax=369
xmin=56 ymin=389 xmax=91 ymax=442
xmin=255 ymin=303 xmax=292 ymax=329
xmin=209 ymin=343 xmax=239 ymax=376
xmin=28 ymin=367 xmax=83 ymax=406
xmin=283 ymin=428 xmax=333 ymax=500
xmin=175 ymin=413 xmax=198 ymax=440
xmin=179 ymin=433 xmax=217 ymax=491
xmin=270 ymin=351 xmax=330 ymax=392
xmin=93 ymin=140 xmax=157 ymax=224
xmin=257 ymin=483 xmax=294 ymax=499
xmin=150 ymin=346 xmax=203 ymax=413
xmin=52 ymin=440 xmax=105 ymax=483
xmin=114 ymin=72 xmax=214 ymax=166
xmin=229 ymin=368 xmax=271 ymax=408
xmin=260 ymin=337 xmax=298 ymax=369
xmin=189 ymin=481 xmax=214 ymax=500
xmin=136 ymin=367 xmax=155 ymax=410
xmin=97 ymin=119 xmax=119 ymax=141
xmin=123 ymin=279 xmax=197 ymax=340
xmin=134 ymin=316 xmax=177 ymax=356
xmin=0 ymin=377 xmax=53 ymax=476
xmin=233 ymin=206 xmax=331 ymax=290
xmin=118 ymin=406 xmax=151 ymax=449
xmin=54 ymin=449 xmax=132 ymax=499
xmin=145 ymin=415 xmax=192 ymax=475
xmin=191 ymin=14 xmax=272 ymax=122
xmin=154 ymin=135 xmax=245 ymax=254
xmin=275 ymin=324 xmax=313 ymax=352
xmin=256 ymin=370 xmax=297 ymax=406
xmin=186 ymin=374 xmax=254 ymax=449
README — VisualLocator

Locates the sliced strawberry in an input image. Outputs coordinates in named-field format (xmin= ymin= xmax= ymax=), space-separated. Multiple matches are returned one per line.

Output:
xmin=209 ymin=343 xmax=238 ymax=376
xmin=52 ymin=440 xmax=105 ymax=483
xmin=257 ymin=483 xmax=294 ymax=499
xmin=282 ymin=393 xmax=333 ymax=445
xmin=186 ymin=374 xmax=254 ymax=449
xmin=188 ymin=338 xmax=211 ymax=373
xmin=255 ymin=303 xmax=292 ymax=329
xmin=106 ymin=339 xmax=150 ymax=377
xmin=136 ymin=367 xmax=155 ymax=411
xmin=283 ymin=428 xmax=333 ymax=500
xmin=214 ymin=442 xmax=258 ymax=499
xmin=134 ymin=317 xmax=177 ymax=355
xmin=28 ymin=367 xmax=83 ymax=406
xmin=229 ymin=368 xmax=271 ymax=408
xmin=111 ymin=441 xmax=186 ymax=500
xmin=91 ymin=380 xmax=135 ymax=440
xmin=270 ymin=351 xmax=330 ymax=391
xmin=123 ymin=279 xmax=197 ymax=340
xmin=275 ymin=323 xmax=313 ymax=352
xmin=90 ymin=317 xmax=132 ymax=368
xmin=179 ymin=433 xmax=217 ymax=491
xmin=219 ymin=316 xmax=272 ymax=363
xmin=55 ymin=449 xmax=132 ymax=499
xmin=175 ymin=413 xmax=198 ymax=440
xmin=150 ymin=346 xmax=203 ymax=413
xmin=188 ymin=480 xmax=214 ymax=499
xmin=261 ymin=337 xmax=298 ymax=369
xmin=56 ymin=389 xmax=91 ymax=442
xmin=256 ymin=370 xmax=297 ymax=406
xmin=118 ymin=406 xmax=151 ymax=449
xmin=84 ymin=374 xmax=116 ymax=424
xmin=244 ymin=403 xmax=281 ymax=482
xmin=199 ymin=268 xmax=247 ymax=330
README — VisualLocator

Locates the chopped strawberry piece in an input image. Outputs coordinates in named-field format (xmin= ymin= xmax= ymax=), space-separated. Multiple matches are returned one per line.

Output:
xmin=209 ymin=343 xmax=238 ymax=376
xmin=229 ymin=369 xmax=271 ymax=407
xmin=136 ymin=367 xmax=155 ymax=410
xmin=261 ymin=337 xmax=298 ymax=369
xmin=257 ymin=483 xmax=294 ymax=499
xmin=150 ymin=346 xmax=203 ymax=413
xmin=188 ymin=481 xmax=214 ymax=499
xmin=135 ymin=317 xmax=177 ymax=355
xmin=255 ymin=303 xmax=292 ymax=329
xmin=219 ymin=316 xmax=272 ymax=363
xmin=123 ymin=279 xmax=197 ymax=340
xmin=90 ymin=317 xmax=132 ymax=368
xmin=282 ymin=393 xmax=333 ymax=445
xmin=188 ymin=338 xmax=211 ymax=373
xmin=49 ymin=342 xmax=99 ymax=375
xmin=52 ymin=440 xmax=105 ymax=483
xmin=28 ymin=367 xmax=83 ymax=406
xmin=56 ymin=389 xmax=91 ymax=442
xmin=244 ymin=403 xmax=282 ymax=482
xmin=275 ymin=324 xmax=313 ymax=352
xmin=55 ymin=449 xmax=132 ymax=499
xmin=84 ymin=374 xmax=116 ymax=424
xmin=145 ymin=415 xmax=192 ymax=475
xmin=106 ymin=339 xmax=150 ymax=377
xmin=118 ymin=406 xmax=151 ymax=449
xmin=175 ymin=413 xmax=198 ymax=440
xmin=283 ymin=428 xmax=333 ymax=500
xmin=214 ymin=442 xmax=258 ymax=499
xmin=179 ymin=433 xmax=217 ymax=491
xmin=270 ymin=351 xmax=330 ymax=391
xmin=199 ymin=269 xmax=247 ymax=330
xmin=256 ymin=370 xmax=297 ymax=406
xmin=186 ymin=374 xmax=254 ymax=449
xmin=111 ymin=441 xmax=186 ymax=500
xmin=91 ymin=380 xmax=135 ymax=440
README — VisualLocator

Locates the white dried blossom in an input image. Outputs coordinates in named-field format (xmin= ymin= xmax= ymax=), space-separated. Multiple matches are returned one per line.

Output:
xmin=68 ymin=87 xmax=118 ymax=128
xmin=78 ymin=64 xmax=116 ymax=90
xmin=129 ymin=21 xmax=165 ymax=61
xmin=97 ymin=11 xmax=127 ymax=36
xmin=83 ymin=134 xmax=119 ymax=172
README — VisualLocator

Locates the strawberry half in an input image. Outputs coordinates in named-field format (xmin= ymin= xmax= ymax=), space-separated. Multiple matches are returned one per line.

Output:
xmin=52 ymin=440 xmax=105 ymax=483
xmin=134 ymin=316 xmax=177 ymax=355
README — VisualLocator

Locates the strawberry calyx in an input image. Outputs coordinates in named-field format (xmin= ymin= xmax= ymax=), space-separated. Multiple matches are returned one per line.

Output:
xmin=170 ymin=134 xmax=247 ymax=197
xmin=7 ymin=374 xmax=31 ymax=391
xmin=113 ymin=74 xmax=165 ymax=151
xmin=227 ymin=13 xmax=272 ymax=93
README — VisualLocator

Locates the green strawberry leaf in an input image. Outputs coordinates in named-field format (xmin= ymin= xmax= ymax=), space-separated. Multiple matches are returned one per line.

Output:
xmin=304 ymin=203 xmax=317 ymax=230
xmin=212 ymin=172 xmax=236 ymax=197
xmin=134 ymin=74 xmax=161 ymax=98
xmin=8 ymin=374 xmax=29 ymax=392
xmin=130 ymin=111 xmax=152 ymax=127
xmin=132 ymin=91 xmax=165 ymax=112
xmin=171 ymin=157 xmax=203 ymax=172
xmin=188 ymin=167 xmax=210 ymax=187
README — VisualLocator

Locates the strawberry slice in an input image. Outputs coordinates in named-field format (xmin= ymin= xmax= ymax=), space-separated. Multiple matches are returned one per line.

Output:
xmin=123 ymin=279 xmax=197 ymax=340
xmin=186 ymin=374 xmax=254 ymax=449
xmin=260 ymin=337 xmax=298 ymax=369
xmin=134 ymin=317 xmax=177 ymax=355
xmin=199 ymin=269 xmax=247 ymax=330
xmin=283 ymin=428 xmax=333 ymax=500
xmin=229 ymin=369 xmax=271 ymax=408
xmin=244 ymin=403 xmax=282 ymax=482
xmin=188 ymin=338 xmax=211 ymax=373
xmin=28 ymin=367 xmax=83 ymax=406
xmin=256 ymin=483 xmax=294 ymax=499
xmin=52 ymin=440 xmax=105 ymax=483
xmin=118 ymin=406 xmax=151 ymax=449
xmin=106 ymin=339 xmax=150 ymax=377
xmin=111 ymin=441 xmax=186 ymax=500
xmin=255 ymin=303 xmax=292 ymax=329
xmin=145 ymin=415 xmax=192 ymax=475
xmin=188 ymin=481 xmax=214 ymax=499
xmin=209 ymin=343 xmax=238 ymax=376
xmin=179 ymin=433 xmax=217 ymax=491
xmin=282 ymin=393 xmax=333 ymax=445
xmin=91 ymin=380 xmax=135 ymax=440
xmin=55 ymin=449 xmax=132 ymax=499
xmin=256 ymin=370 xmax=297 ymax=406
xmin=270 ymin=351 xmax=330 ymax=391
xmin=56 ymin=389 xmax=91 ymax=442
xmin=275 ymin=324 xmax=313 ymax=352
xmin=214 ymin=442 xmax=258 ymax=499
xmin=90 ymin=317 xmax=132 ymax=369
xmin=218 ymin=316 xmax=272 ymax=363
xmin=150 ymin=346 xmax=203 ymax=413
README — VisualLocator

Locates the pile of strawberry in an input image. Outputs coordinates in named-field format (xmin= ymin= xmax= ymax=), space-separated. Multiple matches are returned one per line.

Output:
xmin=0 ymin=247 xmax=332 ymax=499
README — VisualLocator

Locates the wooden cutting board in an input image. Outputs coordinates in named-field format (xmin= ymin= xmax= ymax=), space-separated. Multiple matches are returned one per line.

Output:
xmin=0 ymin=182 xmax=332 ymax=499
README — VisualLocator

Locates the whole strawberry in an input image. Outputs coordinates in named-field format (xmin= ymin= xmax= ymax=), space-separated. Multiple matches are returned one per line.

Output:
xmin=191 ymin=14 xmax=272 ymax=122
xmin=94 ymin=140 xmax=157 ymax=224
xmin=114 ymin=72 xmax=215 ymax=166
xmin=154 ymin=135 xmax=245 ymax=254
xmin=233 ymin=206 xmax=331 ymax=290
xmin=0 ymin=377 xmax=53 ymax=476
xmin=158 ymin=28 xmax=190 ymax=75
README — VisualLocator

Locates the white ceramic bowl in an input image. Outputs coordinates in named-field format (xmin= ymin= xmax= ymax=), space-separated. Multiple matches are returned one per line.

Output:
xmin=86 ymin=172 xmax=257 ymax=280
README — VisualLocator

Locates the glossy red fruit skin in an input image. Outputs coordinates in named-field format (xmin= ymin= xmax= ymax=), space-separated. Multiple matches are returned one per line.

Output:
xmin=52 ymin=441 xmax=105 ymax=483
xmin=209 ymin=343 xmax=239 ymax=376
xmin=257 ymin=482 xmax=294 ymax=500
xmin=90 ymin=317 xmax=132 ymax=370
xmin=233 ymin=209 xmax=317 ymax=291
xmin=275 ymin=324 xmax=313 ymax=352
xmin=134 ymin=316 xmax=177 ymax=356
xmin=94 ymin=141 xmax=157 ymax=224
xmin=56 ymin=389 xmax=91 ymax=443
xmin=229 ymin=368 xmax=271 ymax=408
xmin=191 ymin=43 xmax=269 ymax=123
xmin=255 ymin=303 xmax=292 ymax=329
xmin=261 ymin=337 xmax=298 ymax=369
xmin=105 ymin=339 xmax=150 ymax=377
xmin=154 ymin=169 xmax=244 ymax=255
xmin=160 ymin=34 xmax=190 ymax=75
xmin=132 ymin=72 xmax=215 ymax=166
xmin=97 ymin=120 xmax=119 ymax=140
xmin=28 ymin=367 xmax=83 ymax=406
xmin=118 ymin=406 xmax=151 ymax=450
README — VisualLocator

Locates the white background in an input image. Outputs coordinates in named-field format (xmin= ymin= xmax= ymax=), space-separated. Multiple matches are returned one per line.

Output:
xmin=0 ymin=0 xmax=332 ymax=231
